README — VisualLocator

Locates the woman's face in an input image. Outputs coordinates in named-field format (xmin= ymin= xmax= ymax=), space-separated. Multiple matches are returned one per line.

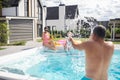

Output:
xmin=44 ymin=28 xmax=48 ymax=32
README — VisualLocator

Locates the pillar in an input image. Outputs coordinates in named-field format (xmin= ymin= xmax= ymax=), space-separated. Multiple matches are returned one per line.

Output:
xmin=113 ymin=22 xmax=115 ymax=41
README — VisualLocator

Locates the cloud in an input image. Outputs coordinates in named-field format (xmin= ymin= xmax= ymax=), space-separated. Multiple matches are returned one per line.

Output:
xmin=41 ymin=0 xmax=120 ymax=21
xmin=41 ymin=0 xmax=59 ymax=6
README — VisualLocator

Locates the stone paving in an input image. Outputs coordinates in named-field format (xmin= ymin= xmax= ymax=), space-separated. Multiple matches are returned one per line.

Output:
xmin=0 ymin=41 xmax=120 ymax=57
xmin=0 ymin=41 xmax=42 ymax=56
xmin=114 ymin=44 xmax=120 ymax=49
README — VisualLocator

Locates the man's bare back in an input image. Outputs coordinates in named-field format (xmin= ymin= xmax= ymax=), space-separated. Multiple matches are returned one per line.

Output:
xmin=70 ymin=25 xmax=114 ymax=80
xmin=83 ymin=40 xmax=114 ymax=80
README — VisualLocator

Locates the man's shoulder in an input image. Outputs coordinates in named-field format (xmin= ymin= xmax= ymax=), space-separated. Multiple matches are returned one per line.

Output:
xmin=105 ymin=41 xmax=113 ymax=45
xmin=81 ymin=40 xmax=95 ymax=47
xmin=105 ymin=41 xmax=114 ymax=48
xmin=84 ymin=40 xmax=96 ymax=44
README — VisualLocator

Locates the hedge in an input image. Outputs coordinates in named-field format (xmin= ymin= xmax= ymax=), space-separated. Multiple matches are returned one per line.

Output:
xmin=0 ymin=22 xmax=8 ymax=44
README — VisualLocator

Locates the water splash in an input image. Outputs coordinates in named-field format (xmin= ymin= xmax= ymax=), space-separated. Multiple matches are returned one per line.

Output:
xmin=65 ymin=32 xmax=75 ymax=54
xmin=66 ymin=15 xmax=98 ymax=39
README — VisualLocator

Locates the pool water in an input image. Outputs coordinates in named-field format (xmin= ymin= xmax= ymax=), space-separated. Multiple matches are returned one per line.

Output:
xmin=26 ymin=49 xmax=85 ymax=80
xmin=108 ymin=49 xmax=120 ymax=80
xmin=0 ymin=48 xmax=120 ymax=80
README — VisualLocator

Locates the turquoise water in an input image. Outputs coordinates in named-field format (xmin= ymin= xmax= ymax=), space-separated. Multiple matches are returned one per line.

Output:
xmin=0 ymin=48 xmax=120 ymax=80
xmin=26 ymin=49 xmax=85 ymax=80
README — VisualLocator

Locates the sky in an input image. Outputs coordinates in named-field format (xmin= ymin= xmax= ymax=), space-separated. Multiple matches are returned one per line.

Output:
xmin=41 ymin=0 xmax=120 ymax=21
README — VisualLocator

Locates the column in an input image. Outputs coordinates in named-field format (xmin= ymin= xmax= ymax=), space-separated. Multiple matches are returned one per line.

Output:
xmin=6 ymin=19 xmax=10 ymax=44
xmin=113 ymin=22 xmax=115 ymax=41
xmin=110 ymin=25 xmax=112 ymax=40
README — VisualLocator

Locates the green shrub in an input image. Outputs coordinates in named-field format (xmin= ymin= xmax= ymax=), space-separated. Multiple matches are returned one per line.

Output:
xmin=37 ymin=39 xmax=42 ymax=42
xmin=0 ymin=22 xmax=8 ymax=44
xmin=106 ymin=29 xmax=111 ymax=38
xmin=80 ymin=28 xmax=90 ymax=38
xmin=0 ymin=47 xmax=6 ymax=50
xmin=60 ymin=30 xmax=66 ymax=37
xmin=9 ymin=41 xmax=26 ymax=46
xmin=115 ymin=28 xmax=120 ymax=34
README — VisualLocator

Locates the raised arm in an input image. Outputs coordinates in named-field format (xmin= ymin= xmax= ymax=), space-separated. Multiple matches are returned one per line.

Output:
xmin=69 ymin=37 xmax=87 ymax=50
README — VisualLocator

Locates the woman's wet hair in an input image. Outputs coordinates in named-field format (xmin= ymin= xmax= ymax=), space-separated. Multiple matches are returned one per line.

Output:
xmin=44 ymin=27 xmax=48 ymax=31
xmin=93 ymin=25 xmax=106 ymax=39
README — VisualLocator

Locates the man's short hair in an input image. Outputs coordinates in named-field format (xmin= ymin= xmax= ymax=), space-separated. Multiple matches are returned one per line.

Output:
xmin=93 ymin=25 xmax=106 ymax=38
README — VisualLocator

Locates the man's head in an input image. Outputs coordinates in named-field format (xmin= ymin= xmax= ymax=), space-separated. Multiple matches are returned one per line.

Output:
xmin=92 ymin=25 xmax=106 ymax=39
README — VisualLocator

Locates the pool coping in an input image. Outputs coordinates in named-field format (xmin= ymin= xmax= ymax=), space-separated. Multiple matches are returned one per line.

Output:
xmin=0 ymin=47 xmax=45 ymax=80
xmin=0 ymin=71 xmax=39 ymax=80
xmin=0 ymin=46 xmax=120 ymax=80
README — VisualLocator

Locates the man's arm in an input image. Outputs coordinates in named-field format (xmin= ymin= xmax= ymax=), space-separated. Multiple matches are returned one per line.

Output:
xmin=69 ymin=37 xmax=87 ymax=50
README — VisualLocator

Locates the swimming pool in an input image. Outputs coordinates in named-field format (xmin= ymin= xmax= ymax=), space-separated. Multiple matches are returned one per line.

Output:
xmin=0 ymin=47 xmax=120 ymax=80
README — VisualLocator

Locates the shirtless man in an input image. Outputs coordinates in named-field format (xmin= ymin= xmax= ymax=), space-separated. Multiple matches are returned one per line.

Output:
xmin=69 ymin=25 xmax=114 ymax=80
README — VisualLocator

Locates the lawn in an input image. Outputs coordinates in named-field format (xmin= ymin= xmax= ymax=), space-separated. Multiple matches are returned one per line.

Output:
xmin=37 ymin=38 xmax=88 ymax=42
xmin=38 ymin=37 xmax=120 ymax=44
xmin=113 ymin=41 xmax=120 ymax=44
xmin=0 ymin=48 xmax=6 ymax=50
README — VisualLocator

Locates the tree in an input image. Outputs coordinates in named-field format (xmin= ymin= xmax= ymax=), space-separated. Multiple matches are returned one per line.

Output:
xmin=0 ymin=22 xmax=8 ymax=45
xmin=0 ymin=0 xmax=2 ymax=16
xmin=2 ymin=0 xmax=10 ymax=7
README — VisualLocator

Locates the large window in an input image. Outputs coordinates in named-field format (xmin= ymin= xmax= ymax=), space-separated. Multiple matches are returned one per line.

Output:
xmin=46 ymin=7 xmax=59 ymax=20
xmin=37 ymin=24 xmax=43 ymax=37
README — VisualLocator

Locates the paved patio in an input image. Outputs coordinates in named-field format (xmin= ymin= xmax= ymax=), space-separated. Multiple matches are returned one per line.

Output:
xmin=115 ymin=44 xmax=120 ymax=49
xmin=0 ymin=41 xmax=120 ymax=57
xmin=0 ymin=41 xmax=42 ymax=56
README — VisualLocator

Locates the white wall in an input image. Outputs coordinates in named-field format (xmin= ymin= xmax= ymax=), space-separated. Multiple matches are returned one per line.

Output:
xmin=47 ymin=20 xmax=67 ymax=31
xmin=18 ymin=0 xmax=25 ymax=16
xmin=59 ymin=5 xmax=65 ymax=31
xmin=47 ymin=19 xmax=77 ymax=31
xmin=46 ymin=6 xmax=66 ymax=31
xmin=34 ymin=0 xmax=38 ymax=18
xmin=2 ymin=7 xmax=17 ymax=16
xmin=65 ymin=19 xmax=77 ymax=30
xmin=2 ymin=0 xmax=40 ymax=17
xmin=46 ymin=20 xmax=62 ymax=30
xmin=46 ymin=5 xmax=78 ymax=31
xmin=2 ymin=0 xmax=25 ymax=16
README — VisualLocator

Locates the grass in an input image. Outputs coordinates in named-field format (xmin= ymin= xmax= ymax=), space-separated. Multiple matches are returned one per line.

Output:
xmin=0 ymin=41 xmax=26 ymax=46
xmin=37 ymin=38 xmax=65 ymax=42
xmin=8 ymin=41 xmax=26 ymax=46
xmin=37 ymin=37 xmax=88 ymax=42
xmin=38 ymin=37 xmax=120 ymax=44
xmin=37 ymin=39 xmax=42 ymax=42
xmin=113 ymin=41 xmax=120 ymax=44
xmin=0 ymin=48 xmax=6 ymax=50
xmin=54 ymin=38 xmax=65 ymax=41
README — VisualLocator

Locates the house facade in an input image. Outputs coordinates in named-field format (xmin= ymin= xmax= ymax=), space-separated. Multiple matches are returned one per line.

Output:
xmin=98 ymin=21 xmax=109 ymax=28
xmin=45 ymin=4 xmax=79 ymax=32
xmin=0 ymin=0 xmax=44 ymax=43
xmin=108 ymin=18 xmax=120 ymax=40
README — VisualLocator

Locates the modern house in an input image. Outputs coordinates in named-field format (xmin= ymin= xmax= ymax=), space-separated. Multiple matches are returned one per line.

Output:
xmin=45 ymin=4 xmax=79 ymax=32
xmin=0 ymin=0 xmax=44 ymax=43
xmin=98 ymin=21 xmax=109 ymax=28
xmin=108 ymin=18 xmax=120 ymax=40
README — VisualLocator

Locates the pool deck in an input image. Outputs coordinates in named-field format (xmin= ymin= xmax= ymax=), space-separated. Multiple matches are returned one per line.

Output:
xmin=0 ymin=41 xmax=42 ymax=56
xmin=0 ymin=41 xmax=120 ymax=57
